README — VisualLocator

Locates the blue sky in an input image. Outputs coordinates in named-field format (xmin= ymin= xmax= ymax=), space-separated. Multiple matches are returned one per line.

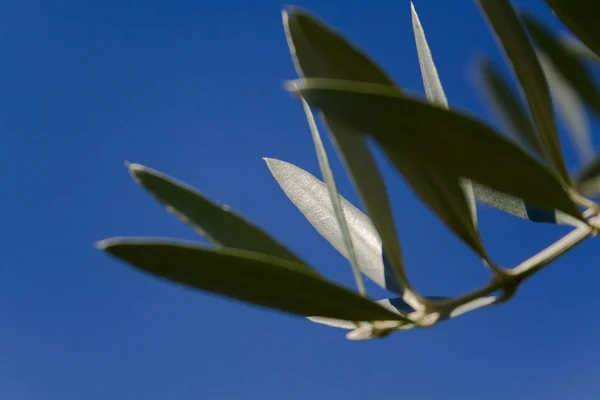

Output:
xmin=1 ymin=0 xmax=599 ymax=399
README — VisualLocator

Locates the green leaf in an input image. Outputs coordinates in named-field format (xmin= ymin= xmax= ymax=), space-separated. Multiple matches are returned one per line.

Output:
xmin=289 ymin=78 xmax=582 ymax=221
xmin=283 ymin=7 xmax=414 ymax=302
xmin=98 ymin=239 xmax=408 ymax=322
xmin=575 ymin=157 xmax=600 ymax=197
xmin=476 ymin=58 xmax=568 ymax=224
xmin=560 ymin=36 xmax=600 ymax=62
xmin=299 ymin=100 xmax=366 ymax=295
xmin=479 ymin=0 xmax=570 ymax=182
xmin=283 ymin=7 xmax=493 ymax=282
xmin=127 ymin=163 xmax=306 ymax=266
xmin=522 ymin=15 xmax=597 ymax=161
xmin=538 ymin=52 xmax=593 ymax=163
xmin=477 ymin=58 xmax=544 ymax=157
xmin=265 ymin=158 xmax=388 ymax=288
xmin=411 ymin=3 xmax=488 ymax=258
xmin=545 ymin=0 xmax=600 ymax=59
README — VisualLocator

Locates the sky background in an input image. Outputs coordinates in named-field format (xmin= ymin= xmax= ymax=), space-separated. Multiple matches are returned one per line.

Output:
xmin=1 ymin=0 xmax=599 ymax=399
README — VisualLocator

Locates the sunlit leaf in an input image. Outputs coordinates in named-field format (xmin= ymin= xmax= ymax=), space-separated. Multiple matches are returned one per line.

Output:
xmin=99 ymin=239 xmax=409 ymax=322
xmin=289 ymin=78 xmax=582 ymax=221
xmin=300 ymin=100 xmax=366 ymax=295
xmin=127 ymin=163 xmax=306 ymax=266
xmin=545 ymin=0 xmax=600 ymax=59
xmin=283 ymin=7 xmax=414 ymax=302
xmin=479 ymin=0 xmax=570 ymax=182
xmin=284 ymin=7 xmax=493 ymax=275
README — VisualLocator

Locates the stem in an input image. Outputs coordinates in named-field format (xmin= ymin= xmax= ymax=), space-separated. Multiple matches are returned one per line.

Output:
xmin=434 ymin=222 xmax=594 ymax=311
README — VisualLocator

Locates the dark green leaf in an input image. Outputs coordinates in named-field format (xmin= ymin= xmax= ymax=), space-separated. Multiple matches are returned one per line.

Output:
xmin=128 ymin=163 xmax=306 ymax=266
xmin=538 ymin=52 xmax=593 ymax=163
xmin=477 ymin=57 xmax=544 ymax=157
xmin=283 ymin=7 xmax=412 ymax=301
xmin=289 ymin=78 xmax=582 ymax=220
xmin=284 ymin=7 xmax=492 ymax=279
xmin=545 ymin=0 xmax=600 ymax=59
xmin=98 ymin=239 xmax=407 ymax=322
xmin=523 ymin=15 xmax=600 ymax=122
xmin=479 ymin=0 xmax=570 ymax=182
xmin=575 ymin=157 xmax=600 ymax=197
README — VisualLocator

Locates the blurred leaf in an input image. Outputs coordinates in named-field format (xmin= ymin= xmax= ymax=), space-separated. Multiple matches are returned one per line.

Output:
xmin=538 ymin=52 xmax=594 ymax=163
xmin=284 ymin=7 xmax=493 ymax=274
xmin=476 ymin=58 xmax=561 ymax=224
xmin=297 ymin=101 xmax=365 ymax=295
xmin=561 ymin=35 xmax=600 ymax=62
xmin=522 ymin=15 xmax=596 ymax=161
xmin=477 ymin=58 xmax=544 ymax=157
xmin=575 ymin=157 xmax=600 ymax=197
xmin=127 ymin=163 xmax=306 ymax=266
xmin=545 ymin=0 xmax=600 ymax=59
xmin=99 ymin=239 xmax=408 ymax=322
xmin=265 ymin=158 xmax=393 ymax=289
xmin=479 ymin=0 xmax=570 ymax=182
xmin=289 ymin=78 xmax=583 ymax=221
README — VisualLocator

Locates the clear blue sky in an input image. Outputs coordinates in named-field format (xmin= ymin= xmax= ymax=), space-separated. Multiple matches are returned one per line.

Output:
xmin=1 ymin=0 xmax=599 ymax=399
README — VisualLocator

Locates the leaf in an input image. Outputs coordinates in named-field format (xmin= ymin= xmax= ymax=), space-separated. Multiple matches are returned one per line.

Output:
xmin=575 ymin=157 xmax=600 ymax=197
xmin=283 ymin=7 xmax=413 ymax=301
xmin=284 ymin=7 xmax=493 ymax=276
xmin=411 ymin=2 xmax=448 ymax=108
xmin=411 ymin=3 xmax=486 ymax=254
xmin=289 ymin=78 xmax=582 ymax=221
xmin=476 ymin=58 xmax=562 ymax=224
xmin=479 ymin=0 xmax=570 ymax=182
xmin=560 ymin=36 xmax=600 ymax=62
xmin=265 ymin=158 xmax=388 ymax=289
xmin=98 ymin=239 xmax=408 ymax=322
xmin=477 ymin=57 xmax=544 ymax=157
xmin=299 ymin=100 xmax=366 ymax=295
xmin=127 ymin=163 xmax=306 ymax=266
xmin=522 ymin=15 xmax=596 ymax=161
xmin=538 ymin=52 xmax=593 ymax=163
xmin=545 ymin=0 xmax=600 ymax=59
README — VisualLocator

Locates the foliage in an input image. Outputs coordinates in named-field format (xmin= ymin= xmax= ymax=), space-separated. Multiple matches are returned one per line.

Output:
xmin=99 ymin=1 xmax=600 ymax=340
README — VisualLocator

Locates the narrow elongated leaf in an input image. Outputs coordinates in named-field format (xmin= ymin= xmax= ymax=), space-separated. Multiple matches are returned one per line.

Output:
xmin=127 ymin=163 xmax=306 ymax=266
xmin=545 ymin=0 xmax=600 ymax=59
xmin=265 ymin=158 xmax=390 ymax=288
xmin=522 ymin=15 xmax=596 ymax=162
xmin=411 ymin=3 xmax=486 ymax=257
xmin=523 ymin=15 xmax=600 ymax=116
xmin=561 ymin=36 xmax=600 ymax=62
xmin=479 ymin=0 xmax=570 ymax=182
xmin=476 ymin=59 xmax=560 ymax=224
xmin=99 ymin=239 xmax=408 ymax=322
xmin=283 ymin=7 xmax=412 ymax=301
xmin=538 ymin=52 xmax=593 ymax=163
xmin=411 ymin=3 xmax=448 ymax=107
xmin=289 ymin=78 xmax=582 ymax=220
xmin=300 ymin=100 xmax=366 ymax=295
xmin=322 ymin=118 xmax=406 ymax=295
xmin=284 ymin=7 xmax=493 ymax=279
xmin=477 ymin=58 xmax=544 ymax=157
xmin=575 ymin=157 xmax=600 ymax=197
